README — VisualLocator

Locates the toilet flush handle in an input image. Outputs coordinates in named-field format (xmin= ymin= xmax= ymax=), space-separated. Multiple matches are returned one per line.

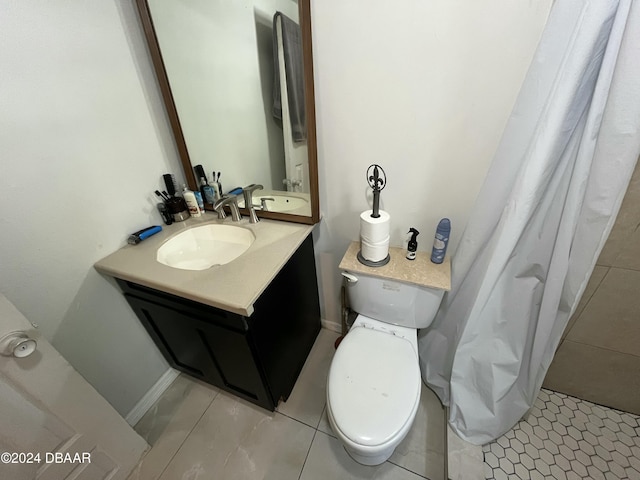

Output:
xmin=341 ymin=272 xmax=358 ymax=284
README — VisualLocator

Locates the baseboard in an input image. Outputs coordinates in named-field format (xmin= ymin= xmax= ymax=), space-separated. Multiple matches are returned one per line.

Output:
xmin=321 ymin=318 xmax=341 ymax=334
xmin=125 ymin=368 xmax=180 ymax=426
xmin=447 ymin=425 xmax=484 ymax=480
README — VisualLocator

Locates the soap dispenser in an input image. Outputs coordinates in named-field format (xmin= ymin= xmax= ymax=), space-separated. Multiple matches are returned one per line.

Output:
xmin=406 ymin=228 xmax=419 ymax=260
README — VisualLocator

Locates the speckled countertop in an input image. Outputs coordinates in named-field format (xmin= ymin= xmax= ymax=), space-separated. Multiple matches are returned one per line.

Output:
xmin=94 ymin=215 xmax=315 ymax=316
xmin=339 ymin=241 xmax=451 ymax=291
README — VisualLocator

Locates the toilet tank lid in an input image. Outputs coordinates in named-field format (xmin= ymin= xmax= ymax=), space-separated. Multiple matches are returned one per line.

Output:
xmin=327 ymin=326 xmax=421 ymax=447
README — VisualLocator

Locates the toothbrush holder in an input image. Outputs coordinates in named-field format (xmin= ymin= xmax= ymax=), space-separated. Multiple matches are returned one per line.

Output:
xmin=165 ymin=197 xmax=190 ymax=222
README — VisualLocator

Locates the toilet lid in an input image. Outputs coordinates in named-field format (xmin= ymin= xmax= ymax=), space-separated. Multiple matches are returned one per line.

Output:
xmin=327 ymin=326 xmax=421 ymax=447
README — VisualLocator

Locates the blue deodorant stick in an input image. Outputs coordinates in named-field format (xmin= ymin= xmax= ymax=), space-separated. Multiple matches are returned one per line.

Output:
xmin=431 ymin=218 xmax=451 ymax=264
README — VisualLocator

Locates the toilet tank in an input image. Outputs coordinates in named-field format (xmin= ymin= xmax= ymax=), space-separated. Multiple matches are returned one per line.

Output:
xmin=343 ymin=271 xmax=445 ymax=329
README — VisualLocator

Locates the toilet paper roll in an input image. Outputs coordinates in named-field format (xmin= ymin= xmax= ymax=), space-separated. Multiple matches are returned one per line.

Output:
xmin=361 ymin=237 xmax=390 ymax=262
xmin=360 ymin=234 xmax=390 ymax=247
xmin=360 ymin=210 xmax=390 ymax=244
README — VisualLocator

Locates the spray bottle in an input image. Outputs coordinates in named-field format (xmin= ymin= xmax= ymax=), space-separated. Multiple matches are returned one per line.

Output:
xmin=406 ymin=228 xmax=419 ymax=260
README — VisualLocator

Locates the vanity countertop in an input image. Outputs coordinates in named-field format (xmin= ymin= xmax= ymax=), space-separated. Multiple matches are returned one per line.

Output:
xmin=94 ymin=216 xmax=315 ymax=316
xmin=339 ymin=241 xmax=451 ymax=291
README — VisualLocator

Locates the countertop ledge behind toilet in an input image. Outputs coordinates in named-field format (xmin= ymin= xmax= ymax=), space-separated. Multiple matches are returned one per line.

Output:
xmin=340 ymin=241 xmax=451 ymax=291
xmin=94 ymin=216 xmax=315 ymax=316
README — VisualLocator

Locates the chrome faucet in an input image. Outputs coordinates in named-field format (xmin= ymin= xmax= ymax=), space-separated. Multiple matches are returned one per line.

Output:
xmin=213 ymin=195 xmax=242 ymax=222
xmin=260 ymin=197 xmax=275 ymax=212
xmin=243 ymin=184 xmax=263 ymax=223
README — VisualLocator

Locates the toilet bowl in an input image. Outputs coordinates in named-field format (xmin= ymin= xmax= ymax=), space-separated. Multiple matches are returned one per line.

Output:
xmin=326 ymin=271 xmax=445 ymax=465
xmin=326 ymin=316 xmax=421 ymax=465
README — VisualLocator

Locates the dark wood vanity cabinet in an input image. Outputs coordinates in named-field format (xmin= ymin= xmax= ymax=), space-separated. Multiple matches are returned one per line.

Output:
xmin=117 ymin=235 xmax=321 ymax=411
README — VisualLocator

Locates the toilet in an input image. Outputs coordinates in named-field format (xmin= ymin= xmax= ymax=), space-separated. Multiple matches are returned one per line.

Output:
xmin=326 ymin=271 xmax=445 ymax=466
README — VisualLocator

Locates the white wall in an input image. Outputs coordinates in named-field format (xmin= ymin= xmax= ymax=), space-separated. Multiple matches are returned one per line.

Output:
xmin=0 ymin=0 xmax=554 ymax=415
xmin=311 ymin=0 xmax=553 ymax=327
xmin=0 ymin=0 xmax=184 ymax=415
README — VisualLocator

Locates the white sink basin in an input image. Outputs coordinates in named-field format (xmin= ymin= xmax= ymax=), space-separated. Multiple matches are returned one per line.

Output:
xmin=239 ymin=194 xmax=308 ymax=213
xmin=258 ymin=195 xmax=308 ymax=212
xmin=157 ymin=224 xmax=255 ymax=271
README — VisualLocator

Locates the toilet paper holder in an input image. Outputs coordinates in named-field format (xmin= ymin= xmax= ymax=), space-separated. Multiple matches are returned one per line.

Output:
xmin=366 ymin=164 xmax=386 ymax=219
xmin=0 ymin=331 xmax=38 ymax=358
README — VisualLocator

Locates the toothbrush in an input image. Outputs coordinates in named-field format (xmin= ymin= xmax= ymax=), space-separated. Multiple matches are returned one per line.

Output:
xmin=154 ymin=190 xmax=170 ymax=201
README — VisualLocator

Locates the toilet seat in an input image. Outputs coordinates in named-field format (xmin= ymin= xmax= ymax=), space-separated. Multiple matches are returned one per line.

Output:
xmin=327 ymin=325 xmax=421 ymax=447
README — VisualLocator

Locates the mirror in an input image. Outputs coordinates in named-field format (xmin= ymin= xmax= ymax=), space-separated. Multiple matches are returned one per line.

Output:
xmin=136 ymin=0 xmax=319 ymax=224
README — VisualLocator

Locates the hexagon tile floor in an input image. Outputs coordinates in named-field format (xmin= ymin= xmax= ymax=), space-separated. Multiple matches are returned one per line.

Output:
xmin=483 ymin=389 xmax=640 ymax=480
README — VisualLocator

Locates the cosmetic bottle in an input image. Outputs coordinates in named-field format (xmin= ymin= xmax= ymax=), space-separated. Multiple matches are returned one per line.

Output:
xmin=200 ymin=177 xmax=216 ymax=204
xmin=431 ymin=218 xmax=451 ymax=264
xmin=193 ymin=190 xmax=205 ymax=213
xmin=182 ymin=185 xmax=201 ymax=217
xmin=193 ymin=165 xmax=211 ymax=204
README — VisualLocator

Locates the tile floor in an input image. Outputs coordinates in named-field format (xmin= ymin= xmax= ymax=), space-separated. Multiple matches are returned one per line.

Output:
xmin=127 ymin=328 xmax=448 ymax=480
xmin=483 ymin=389 xmax=640 ymax=480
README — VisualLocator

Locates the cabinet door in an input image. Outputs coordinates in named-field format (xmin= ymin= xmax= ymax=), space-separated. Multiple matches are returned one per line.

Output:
xmin=125 ymin=294 xmax=221 ymax=382
xmin=124 ymin=294 xmax=274 ymax=409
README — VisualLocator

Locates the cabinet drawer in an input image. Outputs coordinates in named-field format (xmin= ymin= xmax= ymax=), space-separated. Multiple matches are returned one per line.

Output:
xmin=117 ymin=279 xmax=247 ymax=332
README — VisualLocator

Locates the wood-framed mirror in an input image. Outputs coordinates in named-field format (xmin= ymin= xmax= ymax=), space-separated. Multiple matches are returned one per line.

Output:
xmin=136 ymin=0 xmax=319 ymax=224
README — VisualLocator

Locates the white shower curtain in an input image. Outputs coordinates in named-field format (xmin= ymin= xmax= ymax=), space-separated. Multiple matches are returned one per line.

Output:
xmin=418 ymin=0 xmax=640 ymax=444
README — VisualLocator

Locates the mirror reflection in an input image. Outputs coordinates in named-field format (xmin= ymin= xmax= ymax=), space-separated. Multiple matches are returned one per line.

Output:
xmin=147 ymin=0 xmax=312 ymax=216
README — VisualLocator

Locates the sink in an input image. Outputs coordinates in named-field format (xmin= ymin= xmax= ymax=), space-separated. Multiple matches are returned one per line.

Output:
xmin=239 ymin=194 xmax=309 ymax=213
xmin=157 ymin=224 xmax=255 ymax=271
